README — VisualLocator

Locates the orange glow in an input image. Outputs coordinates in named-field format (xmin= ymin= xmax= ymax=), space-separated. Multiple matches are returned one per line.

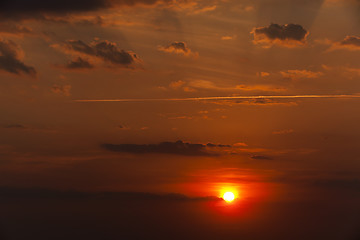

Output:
xmin=223 ymin=192 xmax=235 ymax=202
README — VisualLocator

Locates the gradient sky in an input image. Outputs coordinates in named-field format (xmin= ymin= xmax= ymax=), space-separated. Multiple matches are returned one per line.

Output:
xmin=1 ymin=0 xmax=360 ymax=239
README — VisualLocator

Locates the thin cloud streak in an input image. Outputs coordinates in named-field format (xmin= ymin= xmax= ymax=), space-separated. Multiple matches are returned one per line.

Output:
xmin=74 ymin=94 xmax=360 ymax=103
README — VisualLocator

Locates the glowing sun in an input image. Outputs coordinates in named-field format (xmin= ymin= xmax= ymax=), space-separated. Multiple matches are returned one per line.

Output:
xmin=223 ymin=192 xmax=235 ymax=202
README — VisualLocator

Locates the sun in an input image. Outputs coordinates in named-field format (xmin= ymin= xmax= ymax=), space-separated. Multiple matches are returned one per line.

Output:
xmin=223 ymin=192 xmax=235 ymax=203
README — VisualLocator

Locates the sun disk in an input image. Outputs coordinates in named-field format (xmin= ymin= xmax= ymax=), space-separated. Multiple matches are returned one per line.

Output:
xmin=223 ymin=192 xmax=235 ymax=202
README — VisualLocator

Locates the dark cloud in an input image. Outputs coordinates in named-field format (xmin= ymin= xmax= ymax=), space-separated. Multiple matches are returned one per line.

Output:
xmin=165 ymin=42 xmax=188 ymax=52
xmin=63 ymin=40 xmax=139 ymax=66
xmin=252 ymin=23 xmax=308 ymax=47
xmin=0 ymin=40 xmax=36 ymax=76
xmin=0 ymin=0 xmax=162 ymax=20
xmin=251 ymin=155 xmax=273 ymax=160
xmin=101 ymin=140 xmax=230 ymax=156
xmin=65 ymin=57 xmax=94 ymax=69
xmin=158 ymin=41 xmax=197 ymax=56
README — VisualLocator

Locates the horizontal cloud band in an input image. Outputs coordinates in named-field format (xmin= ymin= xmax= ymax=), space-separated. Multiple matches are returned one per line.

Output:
xmin=74 ymin=94 xmax=360 ymax=102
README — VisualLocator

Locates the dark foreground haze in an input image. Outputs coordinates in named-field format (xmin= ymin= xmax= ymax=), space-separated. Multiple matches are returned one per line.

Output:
xmin=1 ymin=188 xmax=360 ymax=240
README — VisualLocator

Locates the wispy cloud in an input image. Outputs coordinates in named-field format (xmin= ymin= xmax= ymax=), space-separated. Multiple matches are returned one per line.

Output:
xmin=74 ymin=94 xmax=360 ymax=103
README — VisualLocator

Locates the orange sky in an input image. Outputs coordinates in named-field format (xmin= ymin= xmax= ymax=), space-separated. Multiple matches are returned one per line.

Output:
xmin=1 ymin=0 xmax=360 ymax=211
xmin=2 ymin=1 xmax=360 ymax=239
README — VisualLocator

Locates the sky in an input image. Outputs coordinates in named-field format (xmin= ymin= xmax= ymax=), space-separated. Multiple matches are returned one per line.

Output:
xmin=1 ymin=0 xmax=360 ymax=239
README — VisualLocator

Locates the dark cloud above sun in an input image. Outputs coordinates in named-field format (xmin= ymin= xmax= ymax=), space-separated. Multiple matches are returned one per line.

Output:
xmin=101 ymin=140 xmax=231 ymax=156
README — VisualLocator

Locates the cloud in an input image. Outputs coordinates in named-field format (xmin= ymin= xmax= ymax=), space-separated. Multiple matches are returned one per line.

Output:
xmin=280 ymin=70 xmax=323 ymax=80
xmin=2 ymin=124 xmax=56 ymax=133
xmin=328 ymin=36 xmax=360 ymax=51
xmin=184 ymin=79 xmax=286 ymax=93
xmin=0 ymin=187 xmax=221 ymax=202
xmin=3 ymin=124 xmax=28 ymax=129
xmin=258 ymin=72 xmax=270 ymax=77
xmin=233 ymin=142 xmax=248 ymax=147
xmin=251 ymin=155 xmax=273 ymax=160
xmin=169 ymin=80 xmax=186 ymax=89
xmin=51 ymin=84 xmax=71 ymax=96
xmin=210 ymin=99 xmax=298 ymax=107
xmin=0 ymin=0 xmax=165 ymax=20
xmin=158 ymin=41 xmax=198 ymax=57
xmin=221 ymin=36 xmax=234 ymax=40
xmin=116 ymin=124 xmax=131 ymax=130
xmin=101 ymin=140 xmax=231 ymax=156
xmin=0 ymin=23 xmax=32 ymax=36
xmin=272 ymin=129 xmax=294 ymax=135
xmin=74 ymin=94 xmax=360 ymax=103
xmin=65 ymin=57 xmax=94 ymax=69
xmin=0 ymin=39 xmax=36 ymax=76
xmin=54 ymin=39 xmax=141 ymax=68
xmin=251 ymin=23 xmax=309 ymax=48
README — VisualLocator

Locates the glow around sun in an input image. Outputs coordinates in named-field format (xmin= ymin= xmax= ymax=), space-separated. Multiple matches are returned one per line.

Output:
xmin=223 ymin=192 xmax=235 ymax=202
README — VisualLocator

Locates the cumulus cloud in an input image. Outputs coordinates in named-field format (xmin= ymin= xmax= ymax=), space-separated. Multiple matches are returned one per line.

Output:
xmin=101 ymin=140 xmax=231 ymax=156
xmin=280 ymin=70 xmax=323 ymax=80
xmin=54 ymin=39 xmax=141 ymax=69
xmin=0 ymin=39 xmax=36 ymax=76
xmin=251 ymin=23 xmax=309 ymax=48
xmin=158 ymin=41 xmax=198 ymax=57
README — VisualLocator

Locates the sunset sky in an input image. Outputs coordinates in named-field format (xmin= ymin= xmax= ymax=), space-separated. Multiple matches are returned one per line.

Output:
xmin=1 ymin=0 xmax=360 ymax=239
